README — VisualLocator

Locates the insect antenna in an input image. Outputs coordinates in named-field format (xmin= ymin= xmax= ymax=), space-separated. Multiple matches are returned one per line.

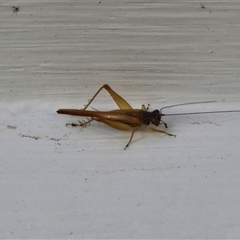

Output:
xmin=162 ymin=109 xmax=240 ymax=117
xmin=160 ymin=101 xmax=240 ymax=117
xmin=160 ymin=101 xmax=216 ymax=111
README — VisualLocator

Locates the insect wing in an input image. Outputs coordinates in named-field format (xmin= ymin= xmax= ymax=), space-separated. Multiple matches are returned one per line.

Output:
xmin=98 ymin=118 xmax=133 ymax=131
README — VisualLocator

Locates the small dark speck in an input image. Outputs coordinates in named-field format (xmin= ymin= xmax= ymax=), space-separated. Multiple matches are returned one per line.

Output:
xmin=12 ymin=6 xmax=19 ymax=13
xmin=200 ymin=3 xmax=205 ymax=9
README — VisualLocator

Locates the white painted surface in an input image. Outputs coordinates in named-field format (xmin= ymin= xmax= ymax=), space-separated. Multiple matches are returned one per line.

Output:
xmin=1 ymin=1 xmax=240 ymax=238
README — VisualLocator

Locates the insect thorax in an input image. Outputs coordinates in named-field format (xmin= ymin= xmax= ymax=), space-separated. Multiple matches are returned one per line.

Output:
xmin=142 ymin=110 xmax=161 ymax=126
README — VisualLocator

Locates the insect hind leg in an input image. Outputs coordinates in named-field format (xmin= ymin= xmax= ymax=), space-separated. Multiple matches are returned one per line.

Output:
xmin=66 ymin=117 xmax=94 ymax=128
xmin=83 ymin=84 xmax=132 ymax=110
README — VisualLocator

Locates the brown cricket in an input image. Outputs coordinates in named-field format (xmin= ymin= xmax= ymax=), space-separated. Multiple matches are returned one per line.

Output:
xmin=57 ymin=84 xmax=240 ymax=149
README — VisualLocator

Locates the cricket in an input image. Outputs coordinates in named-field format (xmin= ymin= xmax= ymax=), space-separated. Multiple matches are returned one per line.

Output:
xmin=57 ymin=84 xmax=240 ymax=149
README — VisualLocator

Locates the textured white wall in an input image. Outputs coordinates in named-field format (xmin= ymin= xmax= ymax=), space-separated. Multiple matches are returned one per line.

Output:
xmin=1 ymin=1 xmax=240 ymax=238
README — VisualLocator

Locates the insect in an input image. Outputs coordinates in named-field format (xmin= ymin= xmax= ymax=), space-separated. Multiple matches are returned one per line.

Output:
xmin=57 ymin=84 xmax=240 ymax=149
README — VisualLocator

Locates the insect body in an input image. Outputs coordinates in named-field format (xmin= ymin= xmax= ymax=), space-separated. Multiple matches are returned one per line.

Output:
xmin=57 ymin=84 xmax=175 ymax=149
xmin=57 ymin=84 xmax=240 ymax=149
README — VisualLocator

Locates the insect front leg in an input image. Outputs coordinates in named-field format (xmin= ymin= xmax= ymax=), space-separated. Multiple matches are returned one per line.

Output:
xmin=145 ymin=126 xmax=176 ymax=137
xmin=124 ymin=127 xmax=139 ymax=150
xmin=160 ymin=120 xmax=168 ymax=128
xmin=83 ymin=84 xmax=132 ymax=110
xmin=142 ymin=104 xmax=150 ymax=110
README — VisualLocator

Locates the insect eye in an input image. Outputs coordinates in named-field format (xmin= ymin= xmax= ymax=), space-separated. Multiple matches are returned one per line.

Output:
xmin=151 ymin=118 xmax=160 ymax=126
